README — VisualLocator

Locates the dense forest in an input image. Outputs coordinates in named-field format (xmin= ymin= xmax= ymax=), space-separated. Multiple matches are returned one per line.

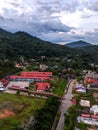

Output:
xmin=0 ymin=28 xmax=72 ymax=62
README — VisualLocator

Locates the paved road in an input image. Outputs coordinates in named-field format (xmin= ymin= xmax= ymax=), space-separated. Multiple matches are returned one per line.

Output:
xmin=56 ymin=79 xmax=75 ymax=130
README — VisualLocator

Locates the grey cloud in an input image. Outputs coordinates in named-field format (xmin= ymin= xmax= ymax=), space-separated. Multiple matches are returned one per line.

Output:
xmin=88 ymin=1 xmax=98 ymax=11
xmin=36 ymin=0 xmax=61 ymax=13
xmin=81 ymin=0 xmax=98 ymax=12
xmin=2 ymin=0 xmax=80 ymax=25
xmin=40 ymin=20 xmax=72 ymax=33
xmin=38 ymin=30 xmax=75 ymax=43
xmin=81 ymin=13 xmax=93 ymax=18
xmin=72 ymin=35 xmax=84 ymax=39
xmin=0 ymin=15 xmax=14 ymax=24
xmin=25 ymin=18 xmax=72 ymax=38
xmin=2 ymin=8 xmax=18 ymax=18
xmin=36 ymin=0 xmax=79 ymax=16
xmin=9 ymin=2 xmax=19 ymax=7
xmin=0 ymin=15 xmax=5 ymax=21
xmin=61 ymin=0 xmax=79 ymax=13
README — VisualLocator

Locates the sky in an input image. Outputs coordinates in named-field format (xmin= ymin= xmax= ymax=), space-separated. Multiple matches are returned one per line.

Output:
xmin=0 ymin=0 xmax=98 ymax=44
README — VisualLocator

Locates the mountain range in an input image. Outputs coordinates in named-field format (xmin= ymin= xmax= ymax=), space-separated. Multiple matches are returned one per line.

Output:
xmin=0 ymin=28 xmax=98 ymax=64
xmin=0 ymin=28 xmax=72 ymax=61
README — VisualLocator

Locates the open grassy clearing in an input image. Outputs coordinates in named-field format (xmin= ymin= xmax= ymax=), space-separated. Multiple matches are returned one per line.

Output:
xmin=0 ymin=93 xmax=46 ymax=130
xmin=51 ymin=78 xmax=67 ymax=96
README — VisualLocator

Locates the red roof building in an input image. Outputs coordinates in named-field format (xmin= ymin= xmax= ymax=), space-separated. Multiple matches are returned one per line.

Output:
xmin=21 ymin=71 xmax=52 ymax=77
xmin=10 ymin=71 xmax=53 ymax=81
xmin=1 ymin=78 xmax=10 ymax=86
xmin=71 ymin=99 xmax=77 ymax=105
xmin=36 ymin=82 xmax=50 ymax=91
xmin=81 ymin=114 xmax=98 ymax=119
xmin=81 ymin=114 xmax=91 ymax=118
xmin=91 ymin=115 xmax=98 ymax=119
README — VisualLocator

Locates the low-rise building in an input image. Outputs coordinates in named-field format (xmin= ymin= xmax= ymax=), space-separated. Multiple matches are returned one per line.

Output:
xmin=80 ymin=100 xmax=90 ymax=107
xmin=36 ymin=82 xmax=50 ymax=92
xmin=90 ymin=105 xmax=98 ymax=115
xmin=7 ymin=81 xmax=30 ymax=89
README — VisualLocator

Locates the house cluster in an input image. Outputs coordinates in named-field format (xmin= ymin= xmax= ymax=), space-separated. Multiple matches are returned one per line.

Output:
xmin=73 ymin=72 xmax=98 ymax=94
xmin=84 ymin=73 xmax=98 ymax=90
xmin=77 ymin=99 xmax=98 ymax=126
xmin=6 ymin=71 xmax=52 ymax=92
xmin=75 ymin=72 xmax=98 ymax=127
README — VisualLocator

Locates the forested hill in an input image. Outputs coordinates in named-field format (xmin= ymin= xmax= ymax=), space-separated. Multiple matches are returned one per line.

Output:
xmin=75 ymin=45 xmax=98 ymax=63
xmin=0 ymin=28 xmax=72 ymax=62
xmin=0 ymin=28 xmax=98 ymax=65
xmin=0 ymin=28 xmax=13 ymax=38
xmin=65 ymin=40 xmax=92 ymax=48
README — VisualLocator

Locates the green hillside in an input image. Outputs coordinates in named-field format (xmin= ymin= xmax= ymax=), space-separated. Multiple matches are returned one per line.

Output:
xmin=0 ymin=28 xmax=98 ymax=78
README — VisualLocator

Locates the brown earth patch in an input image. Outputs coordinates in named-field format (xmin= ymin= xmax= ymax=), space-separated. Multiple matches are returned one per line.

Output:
xmin=14 ymin=103 xmax=30 ymax=113
xmin=0 ymin=109 xmax=15 ymax=119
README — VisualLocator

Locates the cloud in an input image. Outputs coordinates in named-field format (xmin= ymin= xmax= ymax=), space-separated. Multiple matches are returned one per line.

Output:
xmin=0 ymin=0 xmax=98 ymax=44
xmin=0 ymin=15 xmax=5 ymax=21
xmin=0 ymin=0 xmax=73 ymax=35
xmin=87 ymin=0 xmax=98 ymax=12
xmin=9 ymin=2 xmax=19 ymax=7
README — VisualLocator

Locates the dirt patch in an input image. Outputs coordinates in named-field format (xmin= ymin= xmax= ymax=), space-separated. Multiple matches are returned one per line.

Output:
xmin=0 ymin=109 xmax=15 ymax=119
xmin=14 ymin=103 xmax=30 ymax=113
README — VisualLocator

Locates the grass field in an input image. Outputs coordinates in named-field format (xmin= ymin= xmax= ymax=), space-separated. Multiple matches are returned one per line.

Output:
xmin=52 ymin=78 xmax=67 ymax=96
xmin=0 ymin=93 xmax=46 ymax=130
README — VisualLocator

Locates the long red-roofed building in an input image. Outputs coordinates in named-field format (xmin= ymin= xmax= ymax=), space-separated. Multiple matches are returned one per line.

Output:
xmin=81 ymin=114 xmax=91 ymax=118
xmin=10 ymin=71 xmax=53 ymax=82
xmin=21 ymin=71 xmax=52 ymax=77
xmin=81 ymin=114 xmax=98 ymax=119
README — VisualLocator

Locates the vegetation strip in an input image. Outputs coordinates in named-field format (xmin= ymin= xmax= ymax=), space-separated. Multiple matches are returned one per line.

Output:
xmin=28 ymin=97 xmax=60 ymax=130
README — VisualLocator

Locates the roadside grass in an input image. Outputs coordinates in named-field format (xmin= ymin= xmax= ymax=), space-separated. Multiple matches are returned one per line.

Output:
xmin=0 ymin=93 xmax=46 ymax=130
xmin=64 ymin=106 xmax=81 ymax=130
xmin=51 ymin=78 xmax=67 ymax=96
xmin=52 ymin=111 xmax=61 ymax=130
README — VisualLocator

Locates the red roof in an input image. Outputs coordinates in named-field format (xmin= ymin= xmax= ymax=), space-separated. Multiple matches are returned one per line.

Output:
xmin=81 ymin=114 xmax=98 ymax=119
xmin=9 ymin=86 xmax=20 ymax=89
xmin=71 ymin=99 xmax=77 ymax=105
xmin=84 ymin=78 xmax=98 ymax=84
xmin=81 ymin=114 xmax=90 ymax=118
xmin=10 ymin=71 xmax=53 ymax=81
xmin=91 ymin=115 xmax=98 ymax=119
xmin=36 ymin=82 xmax=50 ymax=91
xmin=10 ymin=75 xmax=50 ymax=81
xmin=21 ymin=71 xmax=52 ymax=77
xmin=1 ymin=78 xmax=9 ymax=85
